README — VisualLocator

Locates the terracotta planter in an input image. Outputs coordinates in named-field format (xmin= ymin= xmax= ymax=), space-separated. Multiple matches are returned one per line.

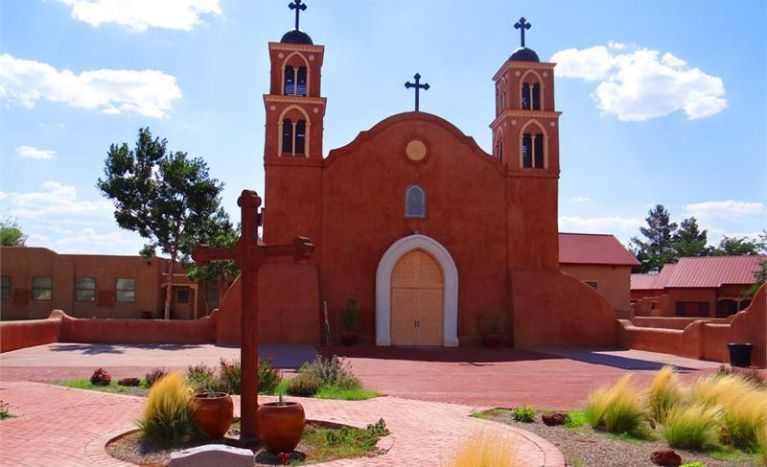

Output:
xmin=482 ymin=332 xmax=502 ymax=349
xmin=193 ymin=392 xmax=234 ymax=439
xmin=339 ymin=331 xmax=359 ymax=346
xmin=256 ymin=402 xmax=305 ymax=454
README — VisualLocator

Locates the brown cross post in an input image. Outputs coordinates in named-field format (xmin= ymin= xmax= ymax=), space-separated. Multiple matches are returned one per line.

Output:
xmin=192 ymin=189 xmax=314 ymax=442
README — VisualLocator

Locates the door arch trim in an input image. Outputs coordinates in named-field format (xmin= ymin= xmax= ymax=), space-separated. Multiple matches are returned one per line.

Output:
xmin=375 ymin=234 xmax=459 ymax=346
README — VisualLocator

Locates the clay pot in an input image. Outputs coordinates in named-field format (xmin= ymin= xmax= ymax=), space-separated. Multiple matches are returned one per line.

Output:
xmin=339 ymin=331 xmax=359 ymax=346
xmin=256 ymin=402 xmax=305 ymax=454
xmin=482 ymin=332 xmax=502 ymax=348
xmin=193 ymin=392 xmax=234 ymax=439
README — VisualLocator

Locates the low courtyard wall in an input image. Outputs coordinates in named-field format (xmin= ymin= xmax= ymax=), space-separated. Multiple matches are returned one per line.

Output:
xmin=619 ymin=284 xmax=766 ymax=368
xmin=0 ymin=316 xmax=62 ymax=352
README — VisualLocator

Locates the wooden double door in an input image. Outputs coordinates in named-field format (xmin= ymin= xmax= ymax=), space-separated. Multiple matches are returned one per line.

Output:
xmin=390 ymin=249 xmax=444 ymax=346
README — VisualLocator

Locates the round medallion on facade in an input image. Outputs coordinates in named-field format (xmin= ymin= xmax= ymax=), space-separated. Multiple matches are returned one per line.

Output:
xmin=405 ymin=139 xmax=427 ymax=162
xmin=543 ymin=71 xmax=548 ymax=77
xmin=515 ymin=71 xmax=521 ymax=77
xmin=550 ymin=121 xmax=556 ymax=127
xmin=278 ymin=53 xmax=284 ymax=59
xmin=270 ymin=105 xmax=276 ymax=111
xmin=309 ymin=55 xmax=315 ymax=61
xmin=313 ymin=107 xmax=319 ymax=114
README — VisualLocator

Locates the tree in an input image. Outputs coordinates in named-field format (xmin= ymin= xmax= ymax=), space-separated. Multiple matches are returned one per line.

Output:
xmin=672 ymin=217 xmax=709 ymax=258
xmin=1 ymin=218 xmax=26 ymax=246
xmin=98 ymin=128 xmax=225 ymax=319
xmin=712 ymin=236 xmax=763 ymax=256
xmin=630 ymin=204 xmax=678 ymax=273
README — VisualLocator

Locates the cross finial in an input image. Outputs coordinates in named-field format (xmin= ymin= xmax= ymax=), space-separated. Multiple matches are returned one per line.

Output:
xmin=404 ymin=73 xmax=430 ymax=112
xmin=514 ymin=17 xmax=531 ymax=47
xmin=289 ymin=0 xmax=307 ymax=31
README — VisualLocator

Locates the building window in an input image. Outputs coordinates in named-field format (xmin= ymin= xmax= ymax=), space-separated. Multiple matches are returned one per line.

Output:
xmin=32 ymin=276 xmax=52 ymax=301
xmin=116 ymin=278 xmax=135 ymax=303
xmin=496 ymin=140 xmax=503 ymax=161
xmin=296 ymin=66 xmax=307 ymax=96
xmin=282 ymin=119 xmax=294 ymax=154
xmin=405 ymin=184 xmax=426 ymax=218
xmin=532 ymin=83 xmax=541 ymax=110
xmin=1 ymin=276 xmax=10 ymax=301
xmin=501 ymin=91 xmax=506 ymax=110
xmin=177 ymin=288 xmax=190 ymax=304
xmin=585 ymin=280 xmax=599 ymax=289
xmin=521 ymin=82 xmax=542 ymax=110
xmin=521 ymin=83 xmax=530 ymax=109
xmin=295 ymin=120 xmax=306 ymax=155
xmin=675 ymin=301 xmax=709 ymax=317
xmin=522 ymin=132 xmax=544 ymax=168
xmin=75 ymin=277 xmax=96 ymax=302
xmin=283 ymin=65 xmax=295 ymax=95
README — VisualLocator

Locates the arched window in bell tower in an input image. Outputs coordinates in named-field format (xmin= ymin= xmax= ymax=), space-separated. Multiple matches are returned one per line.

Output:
xmin=283 ymin=66 xmax=295 ymax=95
xmin=532 ymin=83 xmax=541 ymax=110
xmin=521 ymin=132 xmax=545 ymax=169
xmin=521 ymin=83 xmax=530 ymax=109
xmin=404 ymin=185 xmax=426 ymax=218
xmin=282 ymin=119 xmax=294 ymax=154
xmin=296 ymin=67 xmax=307 ymax=96
xmin=294 ymin=120 xmax=306 ymax=155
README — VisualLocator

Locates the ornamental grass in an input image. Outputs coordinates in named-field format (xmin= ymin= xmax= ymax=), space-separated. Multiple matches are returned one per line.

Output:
xmin=444 ymin=430 xmax=517 ymax=467
xmin=720 ymin=386 xmax=767 ymax=450
xmin=647 ymin=365 xmax=682 ymax=424
xmin=757 ymin=423 xmax=767 ymax=466
xmin=137 ymin=371 xmax=196 ymax=445
xmin=584 ymin=374 xmax=646 ymax=436
xmin=663 ymin=403 xmax=721 ymax=450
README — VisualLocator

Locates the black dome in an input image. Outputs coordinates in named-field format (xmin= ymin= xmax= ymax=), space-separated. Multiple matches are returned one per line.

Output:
xmin=509 ymin=47 xmax=540 ymax=62
xmin=280 ymin=30 xmax=313 ymax=45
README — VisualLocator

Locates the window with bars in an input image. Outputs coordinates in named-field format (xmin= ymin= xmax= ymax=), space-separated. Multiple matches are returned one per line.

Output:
xmin=75 ymin=277 xmax=96 ymax=302
xmin=116 ymin=278 xmax=135 ymax=303
xmin=32 ymin=276 xmax=52 ymax=301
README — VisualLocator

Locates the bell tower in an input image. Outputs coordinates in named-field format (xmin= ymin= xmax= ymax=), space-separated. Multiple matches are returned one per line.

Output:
xmin=493 ymin=17 xmax=562 ymax=270
xmin=262 ymin=0 xmax=326 ymax=246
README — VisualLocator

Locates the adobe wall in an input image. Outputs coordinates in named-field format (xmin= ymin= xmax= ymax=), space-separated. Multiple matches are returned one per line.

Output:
xmin=561 ymin=264 xmax=633 ymax=317
xmin=0 ymin=314 xmax=61 ymax=352
xmin=630 ymin=316 xmax=732 ymax=330
xmin=511 ymin=270 xmax=618 ymax=348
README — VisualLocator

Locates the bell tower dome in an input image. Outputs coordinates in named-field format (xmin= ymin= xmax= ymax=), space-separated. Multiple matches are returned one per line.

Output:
xmin=490 ymin=17 xmax=561 ymax=173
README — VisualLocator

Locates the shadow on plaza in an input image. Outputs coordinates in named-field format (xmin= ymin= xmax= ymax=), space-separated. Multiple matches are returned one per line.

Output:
xmin=49 ymin=343 xmax=204 ymax=355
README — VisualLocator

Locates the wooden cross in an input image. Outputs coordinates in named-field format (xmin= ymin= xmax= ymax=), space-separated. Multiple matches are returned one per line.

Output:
xmin=192 ymin=189 xmax=314 ymax=442
xmin=404 ymin=73 xmax=430 ymax=112
xmin=289 ymin=0 xmax=307 ymax=31
xmin=514 ymin=17 xmax=531 ymax=47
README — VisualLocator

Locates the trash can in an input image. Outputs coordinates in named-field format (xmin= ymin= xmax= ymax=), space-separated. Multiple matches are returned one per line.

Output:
xmin=727 ymin=343 xmax=754 ymax=368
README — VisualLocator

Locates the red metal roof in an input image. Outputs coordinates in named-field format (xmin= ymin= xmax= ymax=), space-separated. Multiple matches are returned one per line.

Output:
xmin=665 ymin=256 xmax=765 ymax=288
xmin=558 ymin=233 xmax=640 ymax=266
xmin=631 ymin=264 xmax=677 ymax=290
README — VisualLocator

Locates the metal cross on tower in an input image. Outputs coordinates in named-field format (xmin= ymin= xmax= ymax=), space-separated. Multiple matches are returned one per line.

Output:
xmin=404 ymin=73 xmax=430 ymax=112
xmin=289 ymin=0 xmax=307 ymax=31
xmin=514 ymin=17 xmax=531 ymax=47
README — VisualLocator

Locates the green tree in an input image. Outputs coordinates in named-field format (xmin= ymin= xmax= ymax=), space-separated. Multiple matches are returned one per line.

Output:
xmin=671 ymin=217 xmax=709 ymax=258
xmin=630 ymin=204 xmax=678 ymax=273
xmin=97 ymin=128 xmax=226 ymax=319
xmin=712 ymin=236 xmax=763 ymax=256
xmin=0 ymin=218 xmax=26 ymax=246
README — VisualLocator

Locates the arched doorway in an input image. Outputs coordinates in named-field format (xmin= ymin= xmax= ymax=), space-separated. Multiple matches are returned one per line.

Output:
xmin=375 ymin=234 xmax=459 ymax=347
xmin=390 ymin=250 xmax=444 ymax=345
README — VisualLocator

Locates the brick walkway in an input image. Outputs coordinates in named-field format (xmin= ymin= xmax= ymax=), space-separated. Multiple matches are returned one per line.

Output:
xmin=0 ymin=381 xmax=562 ymax=466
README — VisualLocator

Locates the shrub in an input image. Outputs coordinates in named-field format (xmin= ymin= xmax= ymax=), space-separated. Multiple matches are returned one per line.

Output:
xmin=303 ymin=354 xmax=355 ymax=387
xmin=720 ymin=387 xmax=767 ymax=450
xmin=445 ymin=430 xmax=517 ymax=467
xmin=0 ymin=400 xmax=12 ymax=419
xmin=117 ymin=377 xmax=141 ymax=387
xmin=663 ymin=403 xmax=720 ymax=450
xmin=137 ymin=372 xmax=196 ymax=445
xmin=565 ymin=410 xmax=588 ymax=428
xmin=217 ymin=359 xmax=241 ymax=394
xmin=647 ymin=365 xmax=682 ymax=424
xmin=186 ymin=364 xmax=216 ymax=393
xmin=757 ymin=423 xmax=766 ymax=466
xmin=691 ymin=374 xmax=752 ymax=408
xmin=90 ymin=368 xmax=112 ymax=386
xmin=145 ymin=368 xmax=168 ymax=387
xmin=679 ymin=463 xmax=706 ymax=467
xmin=511 ymin=406 xmax=535 ymax=423
xmin=286 ymin=372 xmax=322 ymax=397
xmin=584 ymin=374 xmax=646 ymax=435
xmin=258 ymin=358 xmax=282 ymax=394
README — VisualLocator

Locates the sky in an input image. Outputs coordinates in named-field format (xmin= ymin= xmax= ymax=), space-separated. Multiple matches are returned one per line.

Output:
xmin=0 ymin=0 xmax=765 ymax=256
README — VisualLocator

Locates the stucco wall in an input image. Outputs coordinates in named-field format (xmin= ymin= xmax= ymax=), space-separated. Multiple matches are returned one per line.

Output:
xmin=561 ymin=264 xmax=632 ymax=317
xmin=0 ymin=315 xmax=61 ymax=352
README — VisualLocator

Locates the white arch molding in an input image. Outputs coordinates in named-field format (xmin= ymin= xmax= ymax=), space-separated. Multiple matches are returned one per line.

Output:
xmin=375 ymin=234 xmax=459 ymax=347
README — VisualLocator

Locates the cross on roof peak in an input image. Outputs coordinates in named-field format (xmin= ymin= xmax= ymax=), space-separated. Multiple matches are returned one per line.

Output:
xmin=404 ymin=73 xmax=430 ymax=112
xmin=289 ymin=0 xmax=307 ymax=31
xmin=514 ymin=17 xmax=532 ymax=48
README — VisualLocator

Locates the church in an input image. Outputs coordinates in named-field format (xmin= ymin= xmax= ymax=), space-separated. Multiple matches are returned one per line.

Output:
xmin=213 ymin=3 xmax=619 ymax=348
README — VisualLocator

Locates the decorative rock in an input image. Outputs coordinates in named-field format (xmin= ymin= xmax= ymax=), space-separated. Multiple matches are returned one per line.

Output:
xmin=169 ymin=444 xmax=254 ymax=467
xmin=541 ymin=412 xmax=566 ymax=426
xmin=117 ymin=377 xmax=140 ymax=387
xmin=650 ymin=449 xmax=682 ymax=466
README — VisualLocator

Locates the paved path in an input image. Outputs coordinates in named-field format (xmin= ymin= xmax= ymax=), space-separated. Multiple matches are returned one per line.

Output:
xmin=0 ymin=381 xmax=562 ymax=467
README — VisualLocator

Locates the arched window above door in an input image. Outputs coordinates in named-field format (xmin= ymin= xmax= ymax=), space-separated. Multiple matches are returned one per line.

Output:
xmin=405 ymin=185 xmax=426 ymax=218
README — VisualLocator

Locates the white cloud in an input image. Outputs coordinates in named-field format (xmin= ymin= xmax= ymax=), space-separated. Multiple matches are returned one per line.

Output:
xmin=569 ymin=196 xmax=591 ymax=203
xmin=559 ymin=215 xmax=644 ymax=232
xmin=0 ymin=54 xmax=182 ymax=119
xmin=17 ymin=145 xmax=56 ymax=160
xmin=57 ymin=0 xmax=222 ymax=32
xmin=551 ymin=44 xmax=726 ymax=121
xmin=0 ymin=181 xmax=113 ymax=220
xmin=685 ymin=200 xmax=764 ymax=219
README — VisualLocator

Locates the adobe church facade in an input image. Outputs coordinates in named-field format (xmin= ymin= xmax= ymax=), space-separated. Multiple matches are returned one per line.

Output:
xmin=215 ymin=9 xmax=618 ymax=348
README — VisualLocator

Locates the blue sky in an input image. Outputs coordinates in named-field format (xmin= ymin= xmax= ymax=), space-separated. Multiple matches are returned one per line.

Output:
xmin=1 ymin=0 xmax=765 ymax=255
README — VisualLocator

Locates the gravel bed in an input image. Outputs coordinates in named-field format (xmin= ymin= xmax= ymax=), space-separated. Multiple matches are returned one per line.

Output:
xmin=482 ymin=411 xmax=760 ymax=467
